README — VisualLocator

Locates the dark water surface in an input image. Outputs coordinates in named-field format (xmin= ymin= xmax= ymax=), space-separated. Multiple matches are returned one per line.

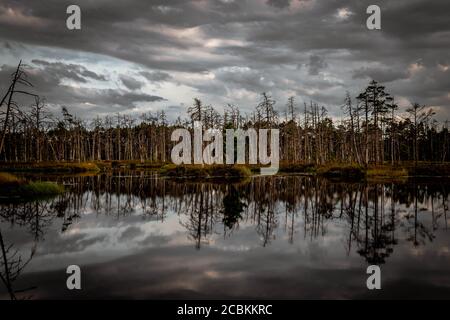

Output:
xmin=1 ymin=172 xmax=450 ymax=299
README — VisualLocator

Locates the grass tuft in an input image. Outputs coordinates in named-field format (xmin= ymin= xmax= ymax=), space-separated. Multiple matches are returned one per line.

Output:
xmin=23 ymin=181 xmax=65 ymax=195
xmin=0 ymin=172 xmax=64 ymax=198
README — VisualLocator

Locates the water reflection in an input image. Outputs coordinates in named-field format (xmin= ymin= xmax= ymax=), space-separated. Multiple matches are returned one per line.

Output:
xmin=222 ymin=185 xmax=246 ymax=232
xmin=0 ymin=227 xmax=36 ymax=299
xmin=0 ymin=173 xmax=449 ymax=299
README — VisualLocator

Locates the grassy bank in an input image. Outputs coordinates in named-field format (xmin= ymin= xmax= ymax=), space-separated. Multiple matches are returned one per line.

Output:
xmin=2 ymin=161 xmax=450 ymax=179
xmin=161 ymin=164 xmax=252 ymax=181
xmin=317 ymin=164 xmax=366 ymax=180
xmin=279 ymin=163 xmax=316 ymax=174
xmin=0 ymin=161 xmax=169 ymax=174
xmin=0 ymin=172 xmax=64 ymax=197
xmin=0 ymin=161 xmax=100 ymax=173
xmin=302 ymin=162 xmax=450 ymax=180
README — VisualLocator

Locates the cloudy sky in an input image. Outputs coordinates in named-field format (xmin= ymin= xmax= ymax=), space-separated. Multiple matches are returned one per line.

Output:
xmin=0 ymin=0 xmax=449 ymax=121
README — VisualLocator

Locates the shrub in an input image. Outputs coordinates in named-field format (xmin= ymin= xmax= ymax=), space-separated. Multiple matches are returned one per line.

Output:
xmin=317 ymin=164 xmax=365 ymax=180
xmin=23 ymin=181 xmax=65 ymax=195
xmin=0 ymin=172 xmax=64 ymax=198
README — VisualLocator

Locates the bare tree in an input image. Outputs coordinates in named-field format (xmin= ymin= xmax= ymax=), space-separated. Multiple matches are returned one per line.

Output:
xmin=407 ymin=103 xmax=435 ymax=166
xmin=0 ymin=61 xmax=38 ymax=155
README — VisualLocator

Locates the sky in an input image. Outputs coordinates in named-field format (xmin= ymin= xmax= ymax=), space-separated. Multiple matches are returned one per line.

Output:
xmin=0 ymin=0 xmax=449 ymax=122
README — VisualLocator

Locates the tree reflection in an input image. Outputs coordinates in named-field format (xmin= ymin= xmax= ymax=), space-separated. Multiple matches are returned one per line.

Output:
xmin=0 ymin=172 xmax=448 ymax=273
xmin=179 ymin=183 xmax=221 ymax=249
xmin=402 ymin=180 xmax=436 ymax=246
xmin=0 ymin=226 xmax=36 ymax=299
xmin=222 ymin=185 xmax=246 ymax=232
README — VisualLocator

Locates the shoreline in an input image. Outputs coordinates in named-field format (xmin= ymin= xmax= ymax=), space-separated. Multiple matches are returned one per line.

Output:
xmin=1 ymin=161 xmax=450 ymax=178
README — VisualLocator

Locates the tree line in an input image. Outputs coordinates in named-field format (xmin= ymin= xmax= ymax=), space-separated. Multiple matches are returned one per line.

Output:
xmin=1 ymin=62 xmax=449 ymax=165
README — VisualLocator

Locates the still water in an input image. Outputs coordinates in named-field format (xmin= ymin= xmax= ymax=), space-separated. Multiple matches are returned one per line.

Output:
xmin=1 ymin=172 xmax=450 ymax=299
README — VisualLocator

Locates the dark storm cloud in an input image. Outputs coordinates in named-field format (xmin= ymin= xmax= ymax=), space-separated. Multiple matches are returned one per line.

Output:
xmin=140 ymin=71 xmax=172 ymax=83
xmin=1 ymin=0 xmax=448 ymax=64
xmin=0 ymin=63 xmax=165 ymax=117
xmin=0 ymin=0 xmax=221 ymax=73
xmin=307 ymin=55 xmax=328 ymax=76
xmin=381 ymin=0 xmax=450 ymax=40
xmin=352 ymin=67 xmax=409 ymax=83
xmin=120 ymin=74 xmax=144 ymax=90
xmin=266 ymin=0 xmax=291 ymax=9
xmin=0 ymin=0 xmax=449 ymax=118
xmin=215 ymin=67 xmax=270 ymax=93
xmin=32 ymin=59 xmax=107 ymax=83
xmin=392 ymin=65 xmax=450 ymax=101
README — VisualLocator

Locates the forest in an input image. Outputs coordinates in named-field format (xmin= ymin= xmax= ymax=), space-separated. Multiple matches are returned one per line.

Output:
xmin=0 ymin=61 xmax=449 ymax=167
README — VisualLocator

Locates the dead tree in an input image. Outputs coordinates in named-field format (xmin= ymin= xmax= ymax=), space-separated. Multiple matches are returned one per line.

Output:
xmin=0 ymin=61 xmax=38 ymax=155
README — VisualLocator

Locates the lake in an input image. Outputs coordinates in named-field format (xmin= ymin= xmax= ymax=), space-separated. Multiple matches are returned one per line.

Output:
xmin=1 ymin=172 xmax=449 ymax=299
